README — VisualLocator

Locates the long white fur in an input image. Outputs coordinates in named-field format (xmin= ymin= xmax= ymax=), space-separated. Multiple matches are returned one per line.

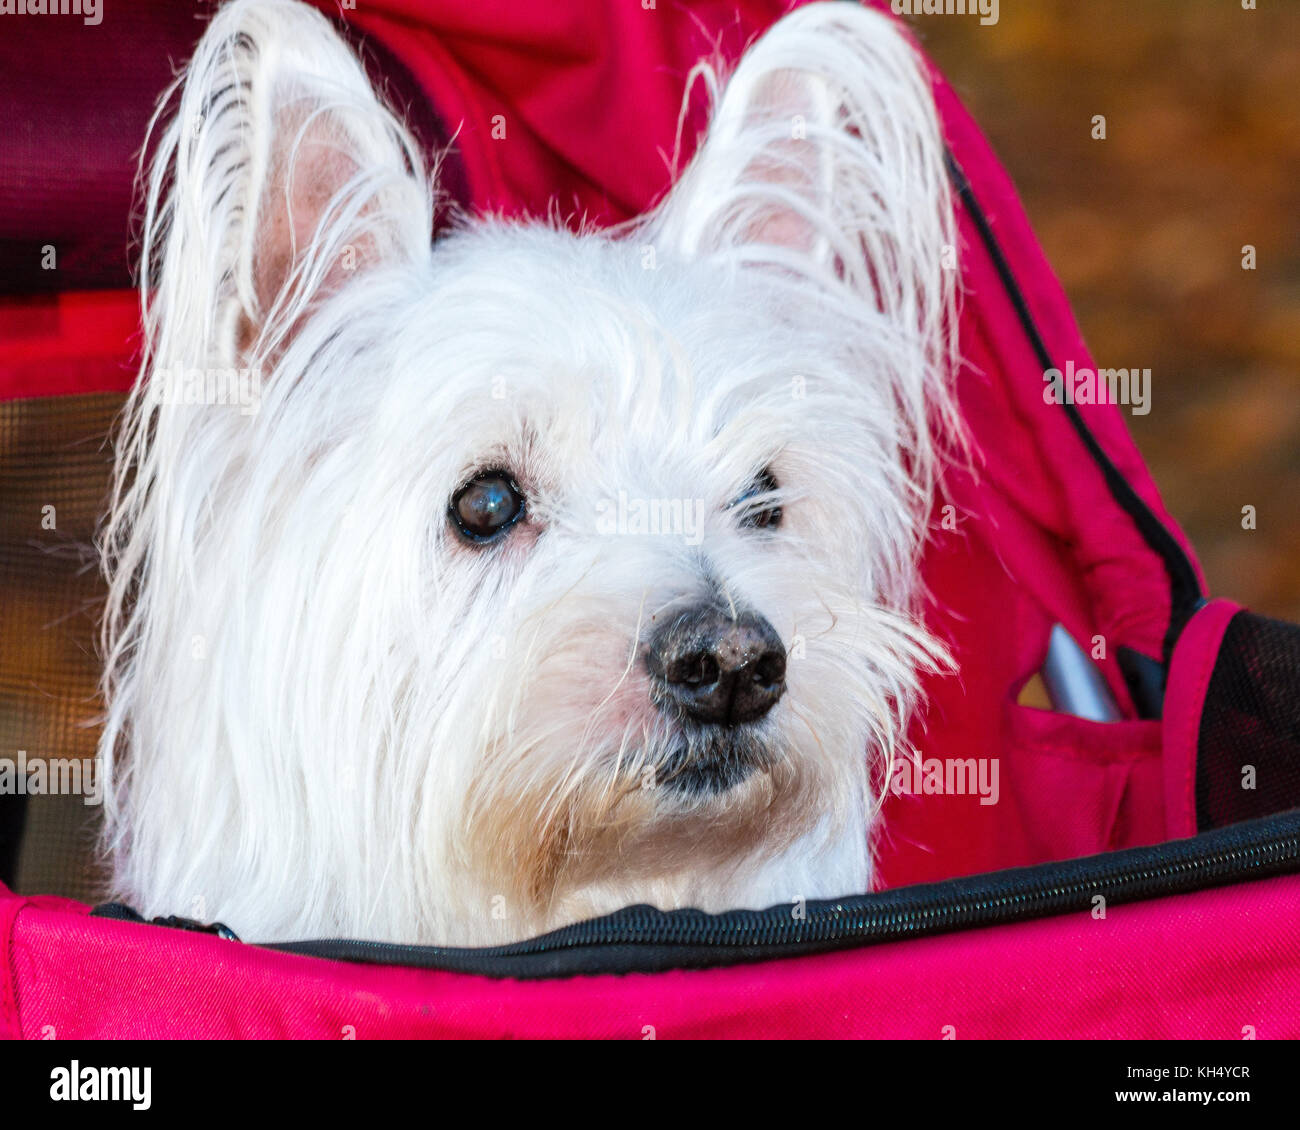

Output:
xmin=100 ymin=0 xmax=959 ymax=944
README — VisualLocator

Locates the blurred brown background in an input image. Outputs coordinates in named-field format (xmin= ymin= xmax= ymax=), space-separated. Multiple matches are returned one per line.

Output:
xmin=907 ymin=0 xmax=1300 ymax=621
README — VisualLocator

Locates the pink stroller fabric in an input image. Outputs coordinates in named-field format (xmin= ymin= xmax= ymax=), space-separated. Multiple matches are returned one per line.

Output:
xmin=4 ymin=868 xmax=1298 ymax=1039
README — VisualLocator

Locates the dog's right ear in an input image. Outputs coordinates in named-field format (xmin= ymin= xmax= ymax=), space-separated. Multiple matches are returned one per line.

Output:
xmin=139 ymin=0 xmax=431 ymax=369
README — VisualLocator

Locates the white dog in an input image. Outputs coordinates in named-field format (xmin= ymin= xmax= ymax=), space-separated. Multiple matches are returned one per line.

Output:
xmin=99 ymin=0 xmax=959 ymax=945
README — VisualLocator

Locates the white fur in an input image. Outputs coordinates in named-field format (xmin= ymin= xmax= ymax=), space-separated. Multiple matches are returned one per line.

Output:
xmin=100 ymin=0 xmax=959 ymax=944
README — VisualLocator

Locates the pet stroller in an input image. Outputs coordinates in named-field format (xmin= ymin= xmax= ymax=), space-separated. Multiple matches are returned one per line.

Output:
xmin=1 ymin=0 xmax=1299 ymax=1038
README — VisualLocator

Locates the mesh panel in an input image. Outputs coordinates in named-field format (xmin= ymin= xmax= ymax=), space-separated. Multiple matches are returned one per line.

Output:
xmin=0 ymin=393 xmax=122 ymax=901
xmin=1197 ymin=610 xmax=1300 ymax=830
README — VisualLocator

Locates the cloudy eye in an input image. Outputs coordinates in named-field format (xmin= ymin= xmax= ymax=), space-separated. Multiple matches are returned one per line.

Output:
xmin=450 ymin=471 xmax=525 ymax=542
xmin=731 ymin=468 xmax=782 ymax=531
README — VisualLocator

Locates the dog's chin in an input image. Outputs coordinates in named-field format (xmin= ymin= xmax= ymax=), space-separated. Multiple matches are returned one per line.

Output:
xmin=458 ymin=722 xmax=832 ymax=938
xmin=656 ymin=729 xmax=773 ymax=799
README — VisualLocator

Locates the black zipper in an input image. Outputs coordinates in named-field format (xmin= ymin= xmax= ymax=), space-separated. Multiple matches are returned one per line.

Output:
xmin=250 ymin=810 xmax=1300 ymax=978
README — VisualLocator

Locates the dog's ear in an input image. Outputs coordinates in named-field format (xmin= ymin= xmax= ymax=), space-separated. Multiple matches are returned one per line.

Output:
xmin=650 ymin=4 xmax=953 ymax=312
xmin=645 ymin=4 xmax=959 ymax=460
xmin=139 ymin=0 xmax=431 ymax=367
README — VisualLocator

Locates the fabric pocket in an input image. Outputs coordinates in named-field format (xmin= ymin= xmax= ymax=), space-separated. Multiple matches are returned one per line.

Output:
xmin=1001 ymin=701 xmax=1164 ymax=864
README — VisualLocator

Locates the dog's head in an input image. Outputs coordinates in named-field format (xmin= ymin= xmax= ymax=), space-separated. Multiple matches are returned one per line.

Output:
xmin=101 ymin=0 xmax=958 ymax=942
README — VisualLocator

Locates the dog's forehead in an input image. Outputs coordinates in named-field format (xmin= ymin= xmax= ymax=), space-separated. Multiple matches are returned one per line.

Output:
xmin=362 ymin=223 xmax=864 ymax=494
xmin=413 ymin=224 xmax=818 ymax=411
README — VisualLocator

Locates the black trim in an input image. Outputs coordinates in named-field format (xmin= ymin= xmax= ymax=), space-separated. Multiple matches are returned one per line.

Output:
xmin=0 ymin=793 xmax=26 ymax=890
xmin=1117 ymin=644 xmax=1169 ymax=719
xmin=94 ymin=811 xmax=1300 ymax=979
xmin=943 ymin=151 xmax=1203 ymax=676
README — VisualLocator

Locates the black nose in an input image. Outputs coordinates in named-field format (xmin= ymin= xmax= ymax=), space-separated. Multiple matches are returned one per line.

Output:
xmin=646 ymin=606 xmax=787 ymax=726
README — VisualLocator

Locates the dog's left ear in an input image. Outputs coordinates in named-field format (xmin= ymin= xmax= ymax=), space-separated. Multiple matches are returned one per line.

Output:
xmin=645 ymin=3 xmax=958 ymax=455
xmin=139 ymin=0 xmax=432 ymax=368
xmin=650 ymin=3 xmax=953 ymax=311
xmin=645 ymin=3 xmax=960 ymax=499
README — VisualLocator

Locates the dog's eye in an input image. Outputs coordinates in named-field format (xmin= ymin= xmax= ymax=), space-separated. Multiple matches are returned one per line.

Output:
xmin=731 ymin=468 xmax=782 ymax=531
xmin=450 ymin=471 xmax=525 ymax=542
